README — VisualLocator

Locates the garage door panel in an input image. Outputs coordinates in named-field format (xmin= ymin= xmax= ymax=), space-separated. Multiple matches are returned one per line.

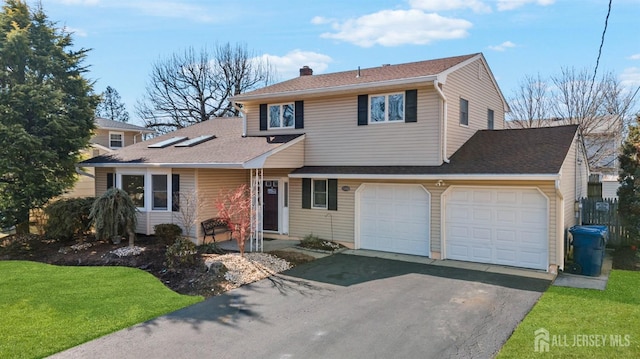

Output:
xmin=359 ymin=184 xmax=430 ymax=257
xmin=446 ymin=187 xmax=548 ymax=270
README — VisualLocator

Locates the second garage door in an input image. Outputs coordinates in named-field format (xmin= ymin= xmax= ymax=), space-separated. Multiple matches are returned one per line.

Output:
xmin=444 ymin=187 xmax=548 ymax=270
xmin=358 ymin=184 xmax=430 ymax=256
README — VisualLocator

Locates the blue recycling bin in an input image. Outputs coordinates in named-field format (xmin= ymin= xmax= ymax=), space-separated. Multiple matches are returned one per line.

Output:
xmin=569 ymin=225 xmax=608 ymax=276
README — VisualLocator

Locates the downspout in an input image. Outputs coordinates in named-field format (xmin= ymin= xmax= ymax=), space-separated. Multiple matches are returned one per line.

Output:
xmin=434 ymin=80 xmax=450 ymax=163
xmin=555 ymin=179 xmax=565 ymax=273
xmin=233 ymin=102 xmax=247 ymax=137
xmin=75 ymin=165 xmax=94 ymax=179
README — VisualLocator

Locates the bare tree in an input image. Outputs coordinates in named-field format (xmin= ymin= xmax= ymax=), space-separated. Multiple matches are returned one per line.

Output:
xmin=506 ymin=67 xmax=638 ymax=175
xmin=136 ymin=43 xmax=274 ymax=133
xmin=172 ymin=189 xmax=204 ymax=239
xmin=506 ymin=73 xmax=551 ymax=128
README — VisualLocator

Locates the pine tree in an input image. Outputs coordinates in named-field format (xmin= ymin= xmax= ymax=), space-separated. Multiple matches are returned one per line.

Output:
xmin=0 ymin=1 xmax=99 ymax=233
xmin=617 ymin=115 xmax=640 ymax=240
xmin=96 ymin=85 xmax=130 ymax=122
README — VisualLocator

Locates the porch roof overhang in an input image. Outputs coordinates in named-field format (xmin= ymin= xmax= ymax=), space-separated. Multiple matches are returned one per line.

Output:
xmin=288 ymin=167 xmax=559 ymax=181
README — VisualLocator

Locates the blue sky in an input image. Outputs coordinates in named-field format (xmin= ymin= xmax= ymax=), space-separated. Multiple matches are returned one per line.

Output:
xmin=39 ymin=0 xmax=640 ymax=125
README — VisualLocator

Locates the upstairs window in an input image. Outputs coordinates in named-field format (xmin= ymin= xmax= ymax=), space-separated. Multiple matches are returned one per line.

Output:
xmin=487 ymin=109 xmax=494 ymax=130
xmin=269 ymin=103 xmax=295 ymax=129
xmin=109 ymin=132 xmax=124 ymax=149
xmin=370 ymin=93 xmax=404 ymax=123
xmin=459 ymin=98 xmax=469 ymax=126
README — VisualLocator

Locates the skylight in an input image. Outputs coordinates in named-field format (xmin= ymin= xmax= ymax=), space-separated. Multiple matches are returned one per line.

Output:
xmin=148 ymin=136 xmax=188 ymax=148
xmin=174 ymin=135 xmax=215 ymax=147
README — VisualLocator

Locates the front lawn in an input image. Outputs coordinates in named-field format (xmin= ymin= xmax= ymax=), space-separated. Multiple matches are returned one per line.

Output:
xmin=498 ymin=270 xmax=640 ymax=358
xmin=0 ymin=261 xmax=203 ymax=359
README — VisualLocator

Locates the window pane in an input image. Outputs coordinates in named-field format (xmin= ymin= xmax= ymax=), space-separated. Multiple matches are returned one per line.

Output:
xmin=152 ymin=175 xmax=168 ymax=210
xmin=487 ymin=109 xmax=494 ymax=130
xmin=460 ymin=98 xmax=469 ymax=125
xmin=388 ymin=94 xmax=404 ymax=121
xmin=269 ymin=105 xmax=281 ymax=127
xmin=313 ymin=180 xmax=327 ymax=208
xmin=370 ymin=96 xmax=385 ymax=122
xmin=122 ymin=175 xmax=144 ymax=208
xmin=282 ymin=104 xmax=294 ymax=127
xmin=110 ymin=134 xmax=123 ymax=148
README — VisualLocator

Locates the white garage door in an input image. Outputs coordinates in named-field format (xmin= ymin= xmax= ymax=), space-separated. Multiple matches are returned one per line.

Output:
xmin=445 ymin=187 xmax=548 ymax=270
xmin=358 ymin=184 xmax=430 ymax=256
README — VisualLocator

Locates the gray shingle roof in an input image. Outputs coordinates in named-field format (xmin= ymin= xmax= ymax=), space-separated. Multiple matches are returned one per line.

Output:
xmin=233 ymin=53 xmax=479 ymax=100
xmin=95 ymin=117 xmax=156 ymax=133
xmin=82 ymin=117 xmax=303 ymax=167
xmin=291 ymin=125 xmax=579 ymax=177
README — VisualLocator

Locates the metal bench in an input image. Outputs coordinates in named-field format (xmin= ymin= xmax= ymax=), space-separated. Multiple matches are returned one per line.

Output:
xmin=200 ymin=217 xmax=232 ymax=242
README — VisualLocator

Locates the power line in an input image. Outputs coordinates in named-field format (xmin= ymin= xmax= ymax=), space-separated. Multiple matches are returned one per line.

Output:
xmin=591 ymin=0 xmax=613 ymax=92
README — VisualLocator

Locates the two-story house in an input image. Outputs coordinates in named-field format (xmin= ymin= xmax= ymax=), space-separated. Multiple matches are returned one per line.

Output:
xmin=81 ymin=53 xmax=588 ymax=273
xmin=63 ymin=117 xmax=156 ymax=198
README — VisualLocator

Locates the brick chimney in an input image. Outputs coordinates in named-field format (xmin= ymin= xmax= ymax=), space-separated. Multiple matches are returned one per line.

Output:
xmin=299 ymin=65 xmax=313 ymax=76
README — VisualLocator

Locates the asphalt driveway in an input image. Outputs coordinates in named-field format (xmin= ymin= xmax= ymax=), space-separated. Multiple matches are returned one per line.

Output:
xmin=50 ymin=254 xmax=550 ymax=359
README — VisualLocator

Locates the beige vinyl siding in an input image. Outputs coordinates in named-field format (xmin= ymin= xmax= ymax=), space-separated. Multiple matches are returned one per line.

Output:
xmin=195 ymin=169 xmax=249 ymax=244
xmin=94 ymin=167 xmax=112 ymax=196
xmin=263 ymin=141 xmax=304 ymax=168
xmin=245 ymin=86 xmax=442 ymax=166
xmin=171 ymin=169 xmax=197 ymax=238
xmin=289 ymin=177 xmax=560 ymax=267
xmin=92 ymin=129 xmax=139 ymax=149
xmin=61 ymin=169 xmax=95 ymax=199
xmin=560 ymin=136 xmax=579 ymax=228
xmin=444 ymin=59 xmax=506 ymax=157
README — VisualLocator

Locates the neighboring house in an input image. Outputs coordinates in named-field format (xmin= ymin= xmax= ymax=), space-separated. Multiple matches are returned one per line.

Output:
xmin=81 ymin=53 xmax=589 ymax=273
xmin=62 ymin=118 xmax=156 ymax=198
xmin=506 ymin=116 xmax=621 ymax=198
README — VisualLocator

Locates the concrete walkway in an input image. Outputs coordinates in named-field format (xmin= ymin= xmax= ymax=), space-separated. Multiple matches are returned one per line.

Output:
xmin=552 ymin=251 xmax=613 ymax=290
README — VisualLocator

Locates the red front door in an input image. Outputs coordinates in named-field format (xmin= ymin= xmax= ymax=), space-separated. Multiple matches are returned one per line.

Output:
xmin=263 ymin=181 xmax=278 ymax=231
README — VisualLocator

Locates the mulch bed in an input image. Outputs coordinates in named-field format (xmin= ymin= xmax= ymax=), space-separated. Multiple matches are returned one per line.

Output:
xmin=0 ymin=234 xmax=315 ymax=298
xmin=612 ymin=245 xmax=640 ymax=271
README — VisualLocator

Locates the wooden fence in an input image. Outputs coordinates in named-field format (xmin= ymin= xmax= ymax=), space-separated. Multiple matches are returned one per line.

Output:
xmin=580 ymin=197 xmax=631 ymax=247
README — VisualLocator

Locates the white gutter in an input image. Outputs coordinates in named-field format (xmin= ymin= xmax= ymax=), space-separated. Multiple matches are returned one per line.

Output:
xmin=233 ymin=102 xmax=248 ymax=137
xmin=433 ymin=79 xmax=450 ymax=163
xmin=75 ymin=166 xmax=95 ymax=178
xmin=84 ymin=162 xmax=247 ymax=169
xmin=288 ymin=172 xmax=560 ymax=181
xmin=555 ymin=180 xmax=565 ymax=272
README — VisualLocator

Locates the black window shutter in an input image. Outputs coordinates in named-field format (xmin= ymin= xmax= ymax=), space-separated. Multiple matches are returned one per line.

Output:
xmin=405 ymin=89 xmax=417 ymax=123
xmin=302 ymin=178 xmax=311 ymax=209
xmin=259 ymin=104 xmax=268 ymax=131
xmin=106 ymin=172 xmax=114 ymax=189
xmin=172 ymin=174 xmax=180 ymax=212
xmin=295 ymin=101 xmax=304 ymax=129
xmin=328 ymin=179 xmax=338 ymax=211
xmin=357 ymin=95 xmax=368 ymax=126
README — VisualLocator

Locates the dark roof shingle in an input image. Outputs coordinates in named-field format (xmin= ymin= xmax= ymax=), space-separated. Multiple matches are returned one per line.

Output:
xmin=291 ymin=125 xmax=579 ymax=177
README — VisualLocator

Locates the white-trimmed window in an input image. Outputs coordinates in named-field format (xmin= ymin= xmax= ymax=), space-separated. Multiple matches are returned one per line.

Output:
xmin=312 ymin=179 xmax=327 ymax=209
xmin=109 ymin=132 xmax=124 ymax=149
xmin=269 ymin=103 xmax=295 ymax=128
xmin=370 ymin=93 xmax=404 ymax=123
xmin=121 ymin=174 xmax=145 ymax=208
xmin=459 ymin=98 xmax=469 ymax=126
xmin=152 ymin=175 xmax=168 ymax=210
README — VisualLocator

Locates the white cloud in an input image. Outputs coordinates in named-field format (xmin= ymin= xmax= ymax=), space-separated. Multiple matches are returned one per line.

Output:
xmin=409 ymin=0 xmax=492 ymax=14
xmin=628 ymin=54 xmax=640 ymax=60
xmin=488 ymin=40 xmax=516 ymax=51
xmin=497 ymin=0 xmax=555 ymax=11
xmin=259 ymin=50 xmax=333 ymax=80
xmin=311 ymin=16 xmax=332 ymax=25
xmin=620 ymin=67 xmax=640 ymax=88
xmin=318 ymin=9 xmax=472 ymax=47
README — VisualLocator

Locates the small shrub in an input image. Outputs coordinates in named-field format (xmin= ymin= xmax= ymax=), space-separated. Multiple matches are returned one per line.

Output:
xmin=154 ymin=223 xmax=183 ymax=244
xmin=165 ymin=237 xmax=198 ymax=269
xmin=198 ymin=242 xmax=223 ymax=254
xmin=299 ymin=233 xmax=343 ymax=251
xmin=44 ymin=197 xmax=95 ymax=242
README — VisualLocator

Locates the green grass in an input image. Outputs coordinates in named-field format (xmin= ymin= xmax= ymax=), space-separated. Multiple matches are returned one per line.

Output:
xmin=0 ymin=261 xmax=203 ymax=359
xmin=498 ymin=270 xmax=640 ymax=358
